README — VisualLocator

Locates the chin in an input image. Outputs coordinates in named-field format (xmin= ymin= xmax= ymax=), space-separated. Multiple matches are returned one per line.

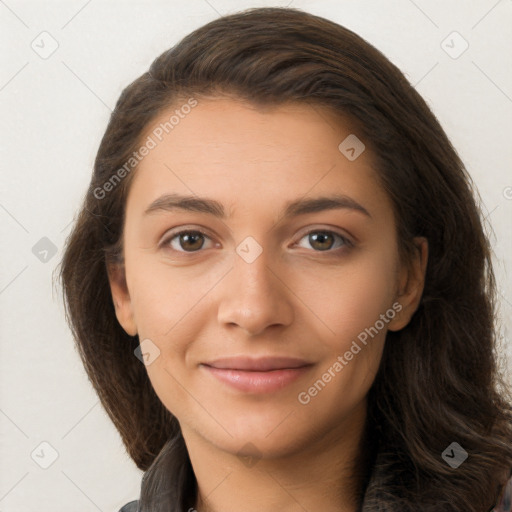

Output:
xmin=205 ymin=411 xmax=314 ymax=459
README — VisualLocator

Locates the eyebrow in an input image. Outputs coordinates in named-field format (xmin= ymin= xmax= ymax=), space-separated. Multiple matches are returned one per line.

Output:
xmin=144 ymin=193 xmax=372 ymax=219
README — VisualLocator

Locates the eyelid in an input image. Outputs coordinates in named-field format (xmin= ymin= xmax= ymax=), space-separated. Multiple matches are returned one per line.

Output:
xmin=159 ymin=224 xmax=355 ymax=255
xmin=158 ymin=225 xmax=215 ymax=249
xmin=293 ymin=225 xmax=354 ymax=248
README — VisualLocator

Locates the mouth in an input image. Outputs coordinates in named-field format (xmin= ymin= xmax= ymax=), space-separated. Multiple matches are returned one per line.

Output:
xmin=200 ymin=356 xmax=314 ymax=393
xmin=202 ymin=356 xmax=312 ymax=371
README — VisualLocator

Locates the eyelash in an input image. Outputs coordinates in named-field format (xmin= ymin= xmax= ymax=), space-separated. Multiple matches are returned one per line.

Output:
xmin=160 ymin=227 xmax=353 ymax=255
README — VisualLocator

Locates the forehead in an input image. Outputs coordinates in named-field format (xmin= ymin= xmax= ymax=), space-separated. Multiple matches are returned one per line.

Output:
xmin=127 ymin=97 xmax=392 ymax=220
xmin=141 ymin=97 xmax=362 ymax=162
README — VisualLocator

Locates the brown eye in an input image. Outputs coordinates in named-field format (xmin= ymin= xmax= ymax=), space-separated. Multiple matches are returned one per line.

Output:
xmin=163 ymin=230 xmax=213 ymax=252
xmin=178 ymin=232 xmax=205 ymax=251
xmin=308 ymin=232 xmax=334 ymax=251
xmin=296 ymin=230 xmax=352 ymax=252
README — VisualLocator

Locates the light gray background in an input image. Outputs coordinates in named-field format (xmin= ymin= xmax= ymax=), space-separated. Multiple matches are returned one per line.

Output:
xmin=1 ymin=1 xmax=511 ymax=511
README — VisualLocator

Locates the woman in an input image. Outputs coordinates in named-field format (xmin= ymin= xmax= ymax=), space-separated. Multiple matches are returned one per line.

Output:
xmin=59 ymin=7 xmax=512 ymax=512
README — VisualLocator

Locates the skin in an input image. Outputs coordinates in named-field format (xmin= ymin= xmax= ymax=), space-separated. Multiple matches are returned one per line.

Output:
xmin=108 ymin=97 xmax=428 ymax=512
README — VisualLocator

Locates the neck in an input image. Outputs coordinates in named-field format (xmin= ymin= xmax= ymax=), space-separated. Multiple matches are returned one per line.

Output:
xmin=182 ymin=401 xmax=371 ymax=512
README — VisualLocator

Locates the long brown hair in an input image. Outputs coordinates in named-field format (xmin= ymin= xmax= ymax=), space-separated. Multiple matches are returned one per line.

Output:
xmin=58 ymin=7 xmax=512 ymax=511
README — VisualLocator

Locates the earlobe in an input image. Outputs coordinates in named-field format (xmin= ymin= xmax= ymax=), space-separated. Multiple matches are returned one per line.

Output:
xmin=106 ymin=262 xmax=138 ymax=337
xmin=387 ymin=237 xmax=428 ymax=332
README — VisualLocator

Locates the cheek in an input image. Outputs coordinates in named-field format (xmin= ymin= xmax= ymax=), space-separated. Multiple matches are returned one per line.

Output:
xmin=293 ymin=255 xmax=395 ymax=415
xmin=294 ymin=249 xmax=398 ymax=352
xmin=127 ymin=252 xmax=222 ymax=340
xmin=124 ymin=266 xmax=202 ymax=410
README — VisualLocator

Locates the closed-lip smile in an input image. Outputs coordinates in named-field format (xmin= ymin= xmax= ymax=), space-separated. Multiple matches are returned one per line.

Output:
xmin=200 ymin=356 xmax=313 ymax=393
xmin=202 ymin=356 xmax=312 ymax=371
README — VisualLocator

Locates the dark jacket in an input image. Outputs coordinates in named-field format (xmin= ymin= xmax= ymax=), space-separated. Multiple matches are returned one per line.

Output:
xmin=119 ymin=500 xmax=138 ymax=512
xmin=118 ymin=476 xmax=512 ymax=511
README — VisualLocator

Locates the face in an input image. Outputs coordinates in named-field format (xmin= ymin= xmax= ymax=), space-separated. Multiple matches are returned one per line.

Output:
xmin=108 ymin=97 xmax=427 ymax=459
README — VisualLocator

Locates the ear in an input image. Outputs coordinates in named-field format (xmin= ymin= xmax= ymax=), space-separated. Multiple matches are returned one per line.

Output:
xmin=106 ymin=262 xmax=138 ymax=336
xmin=387 ymin=236 xmax=428 ymax=332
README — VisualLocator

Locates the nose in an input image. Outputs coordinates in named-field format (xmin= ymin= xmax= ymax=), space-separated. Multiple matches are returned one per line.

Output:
xmin=216 ymin=244 xmax=294 ymax=337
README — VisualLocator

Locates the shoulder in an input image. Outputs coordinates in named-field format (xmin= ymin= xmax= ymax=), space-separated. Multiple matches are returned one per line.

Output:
xmin=493 ymin=475 xmax=512 ymax=512
xmin=118 ymin=500 xmax=139 ymax=512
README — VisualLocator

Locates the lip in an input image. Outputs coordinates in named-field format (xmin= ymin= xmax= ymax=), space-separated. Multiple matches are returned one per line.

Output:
xmin=200 ymin=356 xmax=313 ymax=393
xmin=203 ymin=356 xmax=311 ymax=371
